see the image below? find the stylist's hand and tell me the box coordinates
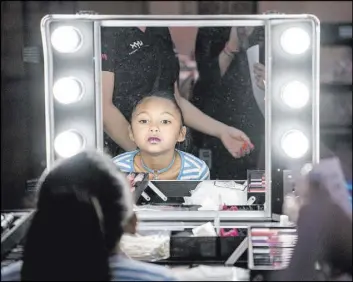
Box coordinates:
[253,63,266,90]
[219,126,254,158]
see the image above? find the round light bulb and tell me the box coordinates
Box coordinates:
[281,130,309,159]
[51,26,83,53]
[54,131,85,158]
[280,27,310,55]
[53,77,84,104]
[281,81,309,109]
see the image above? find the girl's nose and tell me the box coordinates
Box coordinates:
[149,126,160,133]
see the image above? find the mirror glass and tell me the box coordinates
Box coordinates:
[100,23,266,185]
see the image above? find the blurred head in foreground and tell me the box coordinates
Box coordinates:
[21,150,134,281]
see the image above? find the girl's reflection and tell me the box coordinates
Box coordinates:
[101,27,253,166]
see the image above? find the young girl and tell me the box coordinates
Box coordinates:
[113,91,210,180]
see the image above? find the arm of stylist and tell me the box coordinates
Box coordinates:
[174,83,253,158]
[157,28,254,158]
[101,28,137,152]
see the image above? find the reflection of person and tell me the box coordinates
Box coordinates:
[276,167,352,281]
[113,92,210,180]
[0,151,177,281]
[192,26,265,179]
[101,26,252,159]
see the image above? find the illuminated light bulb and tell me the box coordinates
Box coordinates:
[281,130,309,159]
[281,81,309,109]
[53,77,84,104]
[54,130,85,158]
[280,27,310,55]
[51,26,83,53]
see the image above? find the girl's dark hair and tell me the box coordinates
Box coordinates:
[130,91,193,151]
[130,90,185,125]
[21,151,133,281]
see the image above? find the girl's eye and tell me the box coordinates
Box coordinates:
[138,120,148,124]
[161,120,171,124]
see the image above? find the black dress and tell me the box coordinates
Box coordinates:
[101,27,180,155]
[192,27,265,180]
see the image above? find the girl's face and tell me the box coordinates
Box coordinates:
[129,97,186,155]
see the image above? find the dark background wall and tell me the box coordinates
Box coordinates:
[1,1,352,209]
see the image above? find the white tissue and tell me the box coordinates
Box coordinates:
[192,222,217,237]
[188,182,248,206]
[172,266,250,281]
[198,197,220,211]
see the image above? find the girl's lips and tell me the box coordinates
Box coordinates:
[148,137,161,143]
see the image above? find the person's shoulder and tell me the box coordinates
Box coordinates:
[149,27,173,44]
[1,261,22,281]
[178,151,210,180]
[101,27,129,36]
[150,27,171,36]
[101,27,132,48]
[110,255,177,281]
[179,150,207,167]
[112,150,138,161]
[112,150,138,172]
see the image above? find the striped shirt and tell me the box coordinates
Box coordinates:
[1,254,177,281]
[113,150,210,180]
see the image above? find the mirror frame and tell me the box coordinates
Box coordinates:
[41,15,320,222]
